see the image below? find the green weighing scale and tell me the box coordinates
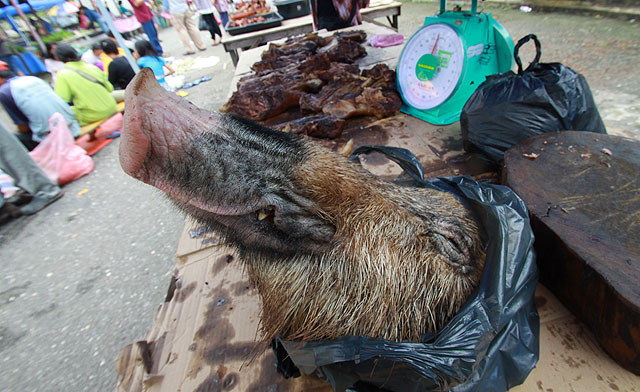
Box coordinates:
[396,0,515,125]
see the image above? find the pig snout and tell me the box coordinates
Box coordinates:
[119,68,222,184]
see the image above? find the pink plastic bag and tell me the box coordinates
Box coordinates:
[29,113,94,186]
[366,34,405,48]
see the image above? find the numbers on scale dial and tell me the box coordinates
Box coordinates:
[398,23,465,110]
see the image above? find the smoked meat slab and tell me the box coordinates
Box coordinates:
[502,130,640,375]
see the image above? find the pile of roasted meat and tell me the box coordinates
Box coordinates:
[220,31,402,139]
[228,15,266,27]
[231,0,271,17]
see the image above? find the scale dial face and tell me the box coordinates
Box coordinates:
[397,23,465,110]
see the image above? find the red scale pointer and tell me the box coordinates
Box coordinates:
[431,34,440,55]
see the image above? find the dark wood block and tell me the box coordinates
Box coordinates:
[502,131,640,375]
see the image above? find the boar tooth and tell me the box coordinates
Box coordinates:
[340,139,354,157]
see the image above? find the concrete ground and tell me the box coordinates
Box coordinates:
[0,2,638,391]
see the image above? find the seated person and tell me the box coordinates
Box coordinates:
[44,43,65,85]
[0,61,80,150]
[53,44,118,126]
[100,33,129,76]
[0,121,63,217]
[134,40,174,91]
[101,39,135,90]
[80,42,105,71]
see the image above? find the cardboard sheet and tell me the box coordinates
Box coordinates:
[117,222,640,391]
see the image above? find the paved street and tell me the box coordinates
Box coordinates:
[0,2,638,391]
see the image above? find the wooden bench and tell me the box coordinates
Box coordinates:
[75,101,126,155]
[77,101,126,139]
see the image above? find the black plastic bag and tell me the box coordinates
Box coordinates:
[198,15,209,31]
[272,146,540,392]
[460,34,607,164]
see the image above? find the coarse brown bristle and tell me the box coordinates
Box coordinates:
[243,144,486,342]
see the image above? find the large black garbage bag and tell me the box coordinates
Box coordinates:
[460,34,606,164]
[272,146,540,392]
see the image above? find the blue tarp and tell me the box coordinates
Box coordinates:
[0,0,66,19]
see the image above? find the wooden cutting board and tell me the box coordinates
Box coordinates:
[502,130,640,375]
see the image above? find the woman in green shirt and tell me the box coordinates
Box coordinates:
[53,44,118,126]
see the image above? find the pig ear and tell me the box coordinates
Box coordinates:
[269,205,336,253]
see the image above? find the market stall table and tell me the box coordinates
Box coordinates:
[116,22,640,392]
[221,0,402,66]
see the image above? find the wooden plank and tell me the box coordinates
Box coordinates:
[503,131,640,375]
[77,101,126,137]
[239,106,492,180]
[361,1,402,29]
[267,114,495,181]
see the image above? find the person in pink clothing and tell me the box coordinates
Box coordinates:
[128,0,164,56]
[214,0,229,29]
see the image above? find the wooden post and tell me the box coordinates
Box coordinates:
[8,0,46,54]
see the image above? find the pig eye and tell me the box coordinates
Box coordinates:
[257,207,275,223]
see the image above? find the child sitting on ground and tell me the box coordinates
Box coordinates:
[133,40,175,91]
